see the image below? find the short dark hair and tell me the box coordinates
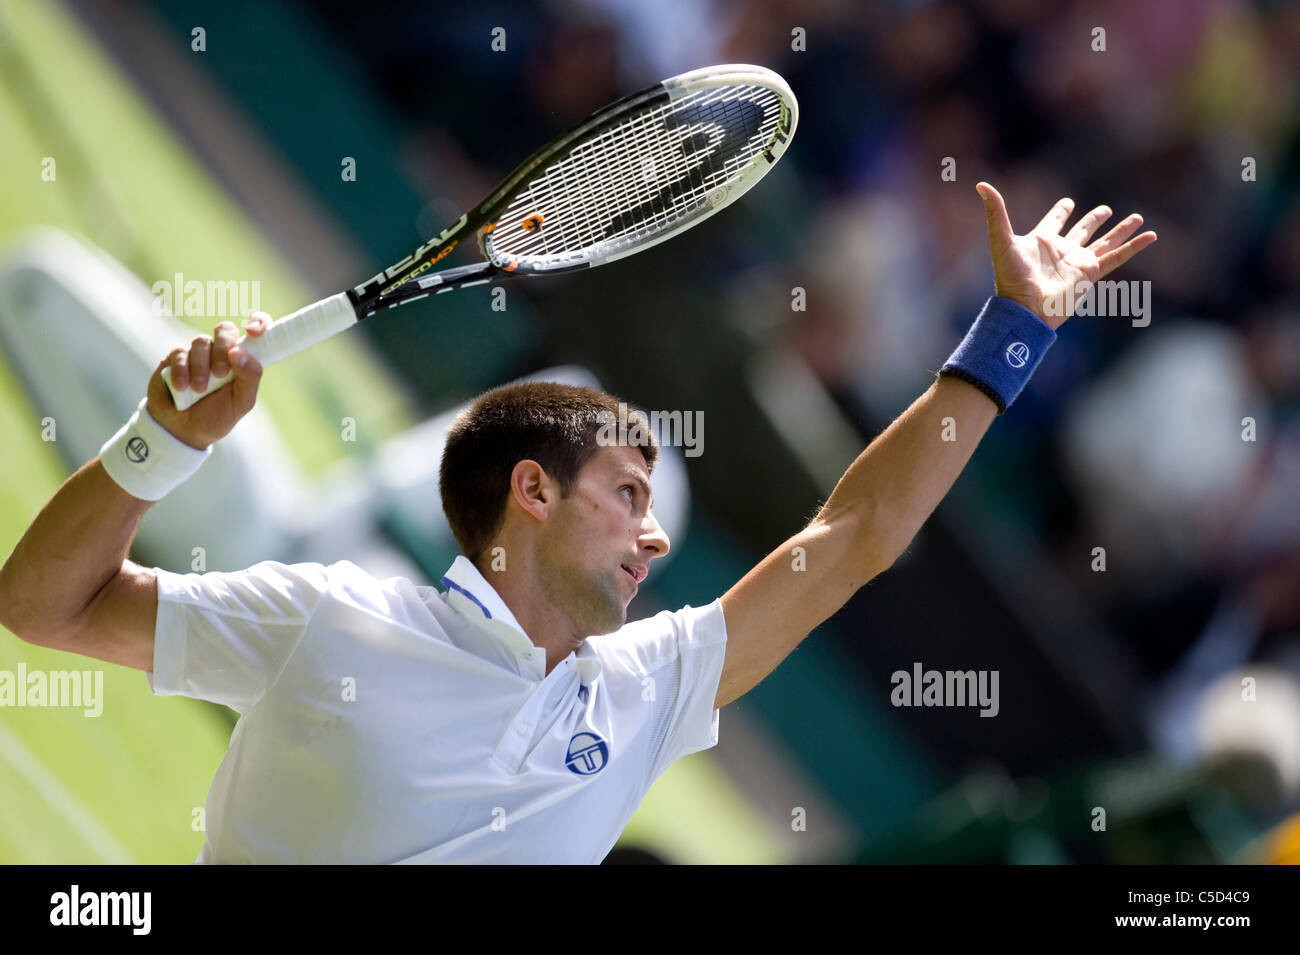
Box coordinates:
[439,381,658,562]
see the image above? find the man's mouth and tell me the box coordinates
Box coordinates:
[621,564,647,585]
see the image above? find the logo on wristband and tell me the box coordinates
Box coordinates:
[1004,341,1030,368]
[126,437,150,464]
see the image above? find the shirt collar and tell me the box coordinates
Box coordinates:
[440,555,535,652]
[439,555,602,687]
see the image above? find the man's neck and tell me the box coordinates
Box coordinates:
[472,557,584,677]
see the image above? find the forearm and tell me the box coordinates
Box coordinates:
[817,374,997,582]
[0,458,151,641]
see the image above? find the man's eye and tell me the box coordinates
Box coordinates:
[619,486,634,502]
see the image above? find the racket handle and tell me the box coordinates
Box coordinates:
[161,292,358,411]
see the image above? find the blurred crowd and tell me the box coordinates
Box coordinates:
[314,0,1300,814]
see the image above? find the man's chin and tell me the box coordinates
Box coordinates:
[590,610,627,636]
[587,599,628,636]
[572,577,631,636]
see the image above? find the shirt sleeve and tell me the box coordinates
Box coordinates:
[597,598,729,781]
[147,560,333,713]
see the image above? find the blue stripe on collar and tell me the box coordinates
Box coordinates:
[440,576,493,619]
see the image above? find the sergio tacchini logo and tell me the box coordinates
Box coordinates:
[125,436,149,463]
[565,731,608,776]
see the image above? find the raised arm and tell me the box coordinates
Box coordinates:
[0,316,267,667]
[715,182,1157,709]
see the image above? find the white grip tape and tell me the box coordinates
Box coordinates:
[99,397,212,501]
[161,292,358,411]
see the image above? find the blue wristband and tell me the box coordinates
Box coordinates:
[939,296,1056,414]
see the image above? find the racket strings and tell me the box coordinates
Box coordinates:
[488,83,786,268]
[543,92,765,253]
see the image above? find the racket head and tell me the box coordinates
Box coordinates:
[477,64,797,275]
[355,64,797,310]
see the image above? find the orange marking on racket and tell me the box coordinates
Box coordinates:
[521,212,544,232]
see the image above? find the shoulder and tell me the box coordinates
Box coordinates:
[588,598,728,676]
[311,560,450,634]
[154,559,332,608]
[153,559,411,616]
[153,558,449,637]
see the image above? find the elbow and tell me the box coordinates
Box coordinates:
[853,550,897,589]
[0,591,39,645]
[0,570,20,639]
[0,597,40,646]
[864,528,919,583]
[0,572,61,647]
[2,613,76,650]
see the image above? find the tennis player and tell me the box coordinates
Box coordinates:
[0,183,1154,863]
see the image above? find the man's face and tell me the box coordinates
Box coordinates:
[538,444,670,637]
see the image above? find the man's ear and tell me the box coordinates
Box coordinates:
[509,459,557,523]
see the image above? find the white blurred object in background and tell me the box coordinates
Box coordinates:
[1064,322,1270,583]
[1197,664,1300,805]
[0,229,692,589]
[0,228,306,572]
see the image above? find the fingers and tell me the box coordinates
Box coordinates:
[228,311,268,397]
[976,181,1014,250]
[211,322,238,379]
[167,345,190,392]
[188,333,213,392]
[1033,196,1075,236]
[1097,230,1158,277]
[244,312,269,338]
[226,341,264,412]
[226,345,263,380]
[161,311,268,398]
[211,312,269,377]
[1064,204,1113,246]
[1088,213,1144,257]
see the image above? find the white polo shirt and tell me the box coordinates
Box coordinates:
[147,554,728,863]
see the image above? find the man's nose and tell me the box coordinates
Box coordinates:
[640,509,671,561]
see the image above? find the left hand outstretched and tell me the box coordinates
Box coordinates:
[976,181,1157,330]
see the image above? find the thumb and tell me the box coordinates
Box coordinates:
[147,355,171,409]
[225,346,263,412]
[977,181,1015,251]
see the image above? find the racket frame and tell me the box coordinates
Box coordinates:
[161,64,797,409]
[355,63,797,316]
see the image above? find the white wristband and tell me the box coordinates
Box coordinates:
[98,397,212,501]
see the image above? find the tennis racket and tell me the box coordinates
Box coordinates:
[162,63,798,410]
